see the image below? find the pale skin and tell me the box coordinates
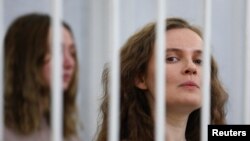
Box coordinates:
[43,26,76,91]
[41,26,76,115]
[136,28,203,141]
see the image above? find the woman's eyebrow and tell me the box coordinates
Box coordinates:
[166,48,202,54]
[166,48,182,53]
[194,50,202,55]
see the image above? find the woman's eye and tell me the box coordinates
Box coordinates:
[71,48,76,56]
[194,59,202,65]
[166,57,179,63]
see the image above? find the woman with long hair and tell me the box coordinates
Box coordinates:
[96,17,228,141]
[4,13,80,141]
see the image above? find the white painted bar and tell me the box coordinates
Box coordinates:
[244,0,250,124]
[108,0,120,141]
[0,0,4,141]
[201,0,212,141]
[155,0,166,141]
[51,0,63,141]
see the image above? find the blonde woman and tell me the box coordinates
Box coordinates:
[4,13,80,141]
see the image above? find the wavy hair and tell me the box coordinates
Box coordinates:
[4,13,78,139]
[96,18,228,141]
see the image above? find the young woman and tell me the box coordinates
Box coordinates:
[4,13,80,141]
[96,18,228,141]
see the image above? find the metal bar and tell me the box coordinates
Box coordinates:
[108,0,120,141]
[155,0,166,141]
[0,0,4,140]
[51,0,63,141]
[201,0,212,141]
[244,0,250,124]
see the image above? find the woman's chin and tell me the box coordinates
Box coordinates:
[63,83,69,91]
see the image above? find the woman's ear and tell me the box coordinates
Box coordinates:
[134,75,148,90]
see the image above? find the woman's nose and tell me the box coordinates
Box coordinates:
[182,60,197,75]
[63,52,74,69]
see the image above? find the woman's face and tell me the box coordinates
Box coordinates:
[136,28,203,113]
[42,26,76,91]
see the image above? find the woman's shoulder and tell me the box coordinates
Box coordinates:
[4,126,83,141]
[4,126,51,141]
[66,136,82,141]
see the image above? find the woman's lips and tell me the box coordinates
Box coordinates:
[179,81,199,89]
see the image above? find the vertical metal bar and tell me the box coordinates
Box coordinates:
[51,0,63,141]
[0,0,4,141]
[201,0,211,141]
[108,0,120,141]
[155,0,166,141]
[244,0,250,124]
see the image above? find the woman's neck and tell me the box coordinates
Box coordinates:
[148,94,190,141]
[165,113,189,141]
[151,107,189,141]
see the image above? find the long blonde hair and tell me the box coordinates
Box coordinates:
[4,13,79,139]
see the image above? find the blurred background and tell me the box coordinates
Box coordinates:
[3,0,248,141]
